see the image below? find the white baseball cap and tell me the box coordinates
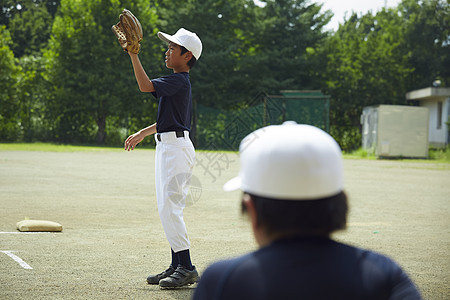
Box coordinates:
[223,121,344,200]
[158,28,202,60]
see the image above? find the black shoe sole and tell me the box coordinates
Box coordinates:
[146,267,176,285]
[159,280,198,289]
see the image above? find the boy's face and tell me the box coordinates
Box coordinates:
[165,42,191,72]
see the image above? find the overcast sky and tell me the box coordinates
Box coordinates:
[320,0,402,31]
[254,0,403,31]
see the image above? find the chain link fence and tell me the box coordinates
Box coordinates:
[193,90,330,151]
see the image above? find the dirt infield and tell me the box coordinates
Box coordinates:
[1,149,449,299]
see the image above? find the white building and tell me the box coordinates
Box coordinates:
[406,87,450,148]
[361,105,429,158]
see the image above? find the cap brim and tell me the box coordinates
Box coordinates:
[157,32,180,45]
[223,176,242,192]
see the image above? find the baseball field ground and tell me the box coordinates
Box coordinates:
[1,146,449,299]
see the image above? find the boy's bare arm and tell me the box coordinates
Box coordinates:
[124,123,157,151]
[128,53,155,92]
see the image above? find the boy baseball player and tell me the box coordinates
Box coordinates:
[124,28,202,289]
[193,122,422,299]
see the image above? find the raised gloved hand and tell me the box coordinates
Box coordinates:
[111,9,143,54]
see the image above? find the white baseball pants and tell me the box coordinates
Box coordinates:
[154,131,195,252]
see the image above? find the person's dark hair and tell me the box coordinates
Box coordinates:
[180,46,197,69]
[242,192,348,237]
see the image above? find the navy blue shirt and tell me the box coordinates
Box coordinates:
[151,72,192,133]
[193,237,422,300]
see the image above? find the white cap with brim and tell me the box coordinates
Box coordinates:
[158,28,202,60]
[223,122,344,200]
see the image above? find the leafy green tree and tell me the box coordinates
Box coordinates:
[153,0,264,146]
[8,2,52,57]
[0,25,22,141]
[2,1,58,142]
[1,1,60,32]
[153,0,331,148]
[318,0,448,151]
[399,0,450,88]
[155,0,264,108]
[157,0,330,106]
[254,0,331,93]
[44,0,160,144]
[319,9,414,151]
[1,1,22,26]
[16,54,51,142]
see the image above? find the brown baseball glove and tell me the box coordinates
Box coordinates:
[111,9,143,54]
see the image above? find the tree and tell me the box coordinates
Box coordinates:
[155,0,265,108]
[318,0,449,151]
[44,0,160,144]
[1,0,60,32]
[399,0,450,88]
[8,2,52,57]
[0,25,22,141]
[319,9,413,151]
[152,0,264,147]
[164,0,331,105]
[16,54,51,142]
[152,0,331,148]
[254,0,331,93]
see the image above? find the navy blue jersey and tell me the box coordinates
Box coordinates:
[193,237,422,300]
[151,72,192,133]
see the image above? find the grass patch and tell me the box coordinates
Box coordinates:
[343,148,377,160]
[344,147,450,163]
[2,143,449,163]
[429,147,450,162]
[0,143,127,152]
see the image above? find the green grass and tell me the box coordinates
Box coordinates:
[2,143,449,163]
[0,142,125,152]
[429,147,450,162]
[344,147,450,163]
[343,148,377,160]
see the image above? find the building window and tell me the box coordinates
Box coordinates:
[437,101,442,129]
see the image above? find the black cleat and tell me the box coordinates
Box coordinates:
[147,265,176,284]
[159,265,199,289]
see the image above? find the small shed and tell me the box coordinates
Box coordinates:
[406,87,450,148]
[361,105,429,158]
